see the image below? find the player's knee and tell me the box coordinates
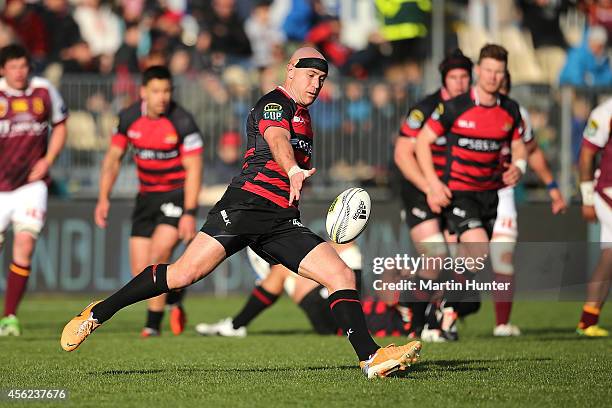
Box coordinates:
[329,266,355,291]
[490,235,516,275]
[168,261,201,289]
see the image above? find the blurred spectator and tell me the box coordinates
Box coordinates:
[114,22,141,73]
[374,0,431,63]
[305,17,351,69]
[117,0,152,59]
[245,0,285,69]
[61,40,97,73]
[338,0,378,51]
[1,0,48,65]
[168,47,192,77]
[200,130,243,205]
[282,0,316,42]
[150,6,184,53]
[74,0,122,57]
[39,0,83,68]
[0,22,16,49]
[581,0,612,41]
[559,26,612,86]
[199,0,252,64]
[518,0,571,84]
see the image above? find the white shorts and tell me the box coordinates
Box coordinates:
[0,181,48,239]
[493,186,517,239]
[594,190,612,249]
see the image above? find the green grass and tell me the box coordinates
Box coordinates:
[0,295,611,407]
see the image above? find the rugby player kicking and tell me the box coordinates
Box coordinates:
[61,48,421,379]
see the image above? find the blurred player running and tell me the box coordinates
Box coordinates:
[490,71,567,337]
[416,44,527,341]
[394,49,472,340]
[94,66,203,337]
[61,48,421,379]
[576,97,612,337]
[0,45,68,336]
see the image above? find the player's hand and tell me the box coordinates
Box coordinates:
[178,214,196,244]
[549,188,567,215]
[502,162,522,186]
[581,205,597,222]
[27,157,51,182]
[94,199,110,228]
[288,167,316,205]
[426,180,452,214]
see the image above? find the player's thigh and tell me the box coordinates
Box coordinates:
[150,223,179,263]
[298,242,355,291]
[0,190,13,247]
[594,191,612,250]
[493,186,518,240]
[11,181,47,239]
[129,237,152,276]
[167,232,229,289]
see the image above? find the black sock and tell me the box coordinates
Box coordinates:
[92,264,170,323]
[166,289,186,306]
[328,289,379,361]
[232,285,279,329]
[145,310,164,331]
[298,285,338,334]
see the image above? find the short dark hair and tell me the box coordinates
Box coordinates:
[501,70,511,93]
[478,44,508,65]
[142,65,172,86]
[0,44,31,68]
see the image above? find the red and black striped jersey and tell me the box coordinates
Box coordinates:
[0,77,68,191]
[426,88,522,192]
[398,88,449,178]
[111,101,204,193]
[229,87,313,209]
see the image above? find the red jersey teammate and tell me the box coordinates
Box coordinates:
[94,66,203,337]
[62,48,421,379]
[0,45,68,336]
[576,97,612,337]
[394,49,473,340]
[415,44,527,339]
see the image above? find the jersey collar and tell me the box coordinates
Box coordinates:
[471,86,500,107]
[276,86,307,108]
[0,77,34,96]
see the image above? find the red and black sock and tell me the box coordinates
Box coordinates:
[328,289,379,361]
[493,273,514,326]
[232,285,279,329]
[578,305,600,330]
[4,262,31,316]
[91,264,170,323]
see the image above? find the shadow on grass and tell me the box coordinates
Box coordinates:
[92,365,357,376]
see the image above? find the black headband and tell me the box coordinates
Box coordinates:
[295,58,328,74]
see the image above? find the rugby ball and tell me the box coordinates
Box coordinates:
[326,188,371,244]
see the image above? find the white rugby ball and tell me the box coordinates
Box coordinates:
[326,188,371,244]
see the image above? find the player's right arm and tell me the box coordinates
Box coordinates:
[95,145,126,228]
[416,124,451,214]
[263,127,315,205]
[394,137,430,193]
[580,104,610,222]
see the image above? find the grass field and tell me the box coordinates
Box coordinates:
[1,295,611,407]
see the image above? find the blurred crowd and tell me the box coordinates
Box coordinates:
[1,0,611,197]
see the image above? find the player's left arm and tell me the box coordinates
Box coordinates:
[526,140,567,214]
[28,85,69,182]
[178,112,204,243]
[179,153,203,243]
[503,106,528,187]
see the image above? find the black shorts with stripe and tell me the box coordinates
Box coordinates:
[200,187,325,273]
[443,190,498,238]
[400,181,441,229]
[131,189,184,237]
